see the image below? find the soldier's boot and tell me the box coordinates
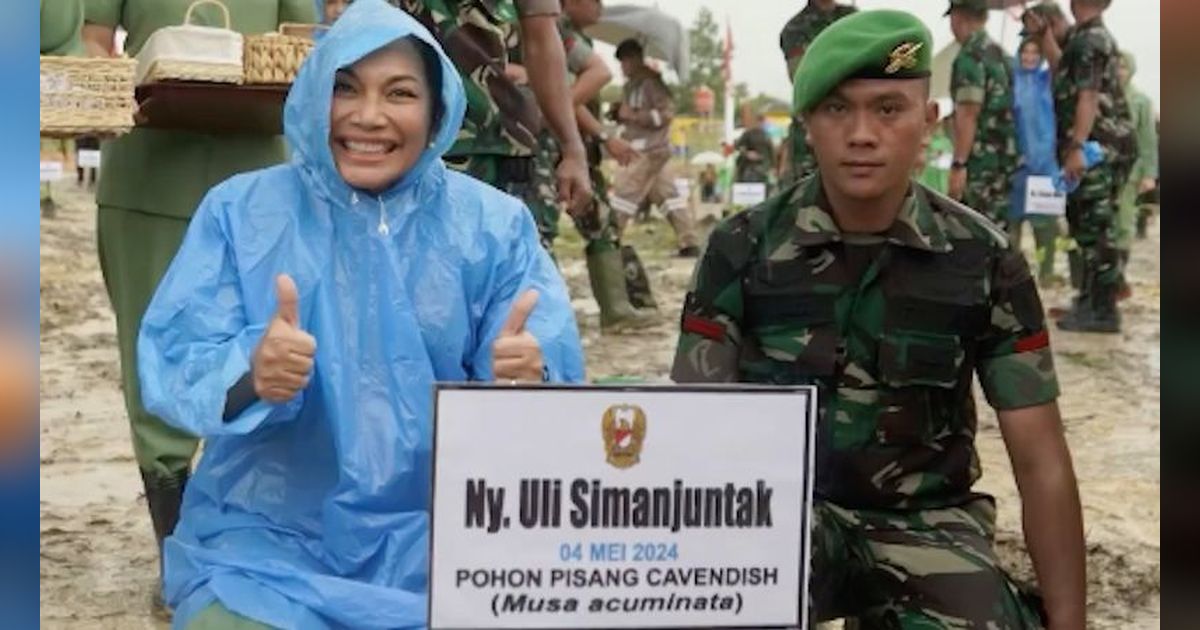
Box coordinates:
[586,248,659,333]
[1050,249,1087,319]
[620,244,659,310]
[1136,205,1152,239]
[1116,249,1132,301]
[141,468,189,616]
[1067,248,1083,291]
[1058,271,1120,334]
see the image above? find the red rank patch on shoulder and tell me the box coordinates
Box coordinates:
[682,314,726,342]
[1014,330,1050,353]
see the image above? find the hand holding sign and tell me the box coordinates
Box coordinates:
[252,274,316,403]
[492,289,544,383]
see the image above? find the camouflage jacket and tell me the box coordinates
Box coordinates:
[779,2,856,185]
[396,0,559,158]
[951,30,1020,185]
[735,126,776,183]
[778,1,858,72]
[1053,16,1137,167]
[671,175,1060,510]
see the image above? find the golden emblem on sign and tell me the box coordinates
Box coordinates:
[601,404,647,469]
[885,42,923,74]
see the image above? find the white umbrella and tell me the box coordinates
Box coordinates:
[584,5,689,82]
[690,151,726,166]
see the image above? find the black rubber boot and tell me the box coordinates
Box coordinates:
[141,468,189,615]
[1058,275,1120,334]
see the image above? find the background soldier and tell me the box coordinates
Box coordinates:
[946,0,1020,233]
[609,39,700,258]
[1114,50,1158,296]
[672,11,1086,628]
[777,0,857,186]
[1028,0,1136,333]
[734,105,776,191]
[395,0,591,231]
[510,0,659,330]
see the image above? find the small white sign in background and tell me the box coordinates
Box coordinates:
[1025,176,1067,216]
[40,161,64,182]
[429,385,816,630]
[731,182,767,207]
[77,149,102,169]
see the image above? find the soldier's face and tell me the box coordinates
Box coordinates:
[805,79,936,203]
[329,41,434,195]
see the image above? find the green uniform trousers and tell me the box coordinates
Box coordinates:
[811,499,1044,628]
[186,603,273,630]
[97,205,199,479]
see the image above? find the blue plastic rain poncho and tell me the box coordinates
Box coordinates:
[137,1,585,627]
[1009,56,1059,220]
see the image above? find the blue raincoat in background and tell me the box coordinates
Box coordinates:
[1009,57,1059,221]
[137,1,585,627]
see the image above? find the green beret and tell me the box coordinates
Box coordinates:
[792,10,933,114]
[944,0,989,16]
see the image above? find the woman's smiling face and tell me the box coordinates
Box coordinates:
[329,40,433,194]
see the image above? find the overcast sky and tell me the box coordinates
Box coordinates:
[594,0,1159,108]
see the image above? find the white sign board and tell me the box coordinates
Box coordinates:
[731,182,767,207]
[673,177,690,201]
[430,385,816,630]
[1025,176,1067,216]
[77,149,102,169]
[40,161,63,182]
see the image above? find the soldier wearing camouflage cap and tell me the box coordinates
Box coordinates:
[672,10,1086,628]
[778,0,857,187]
[1028,0,1136,333]
[946,0,1021,233]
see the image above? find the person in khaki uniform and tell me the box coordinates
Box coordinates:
[609,38,700,257]
[80,0,316,615]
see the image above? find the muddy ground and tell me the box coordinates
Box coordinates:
[40,181,1159,628]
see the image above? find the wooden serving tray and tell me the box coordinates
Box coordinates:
[134,81,292,135]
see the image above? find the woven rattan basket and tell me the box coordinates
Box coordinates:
[40,56,137,137]
[244,24,320,85]
[136,0,244,85]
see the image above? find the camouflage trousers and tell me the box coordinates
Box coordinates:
[811,499,1044,629]
[528,130,623,254]
[1065,163,1127,291]
[965,170,1013,232]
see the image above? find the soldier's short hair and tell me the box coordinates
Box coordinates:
[615,39,644,61]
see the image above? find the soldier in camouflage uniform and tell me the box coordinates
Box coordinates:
[734,106,776,189]
[778,0,857,186]
[673,11,1087,628]
[1029,0,1136,333]
[393,0,590,249]
[510,0,659,329]
[946,0,1021,232]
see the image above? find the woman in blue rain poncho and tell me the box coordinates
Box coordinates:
[137,1,585,627]
[1009,37,1062,284]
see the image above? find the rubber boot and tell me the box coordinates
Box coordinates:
[620,245,658,310]
[1067,248,1083,291]
[1058,271,1120,333]
[141,468,189,616]
[586,248,658,332]
[1116,249,1132,301]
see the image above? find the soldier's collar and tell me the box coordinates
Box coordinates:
[885,185,952,252]
[790,177,951,252]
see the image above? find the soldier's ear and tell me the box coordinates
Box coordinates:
[925,99,940,132]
